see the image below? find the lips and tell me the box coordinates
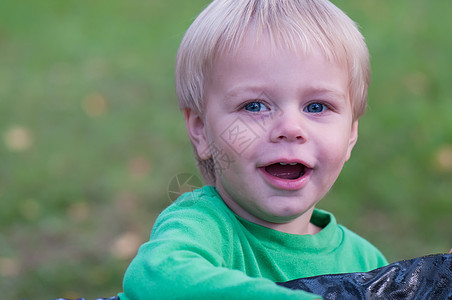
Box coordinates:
[265,162,306,180]
[259,160,312,191]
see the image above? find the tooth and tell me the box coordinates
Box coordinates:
[279,163,288,165]
[289,163,298,165]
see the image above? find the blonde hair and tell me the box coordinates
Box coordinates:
[175,0,370,184]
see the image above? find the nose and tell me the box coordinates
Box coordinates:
[269,110,307,143]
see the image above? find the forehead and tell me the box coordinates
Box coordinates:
[206,32,350,104]
[211,29,349,81]
[210,28,350,88]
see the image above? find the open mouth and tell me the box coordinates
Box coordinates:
[264,162,307,180]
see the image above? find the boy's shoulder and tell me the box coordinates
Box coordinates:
[151,185,237,238]
[311,209,381,251]
[166,185,227,217]
[335,221,388,269]
[172,185,219,207]
[337,222,380,251]
[311,209,387,269]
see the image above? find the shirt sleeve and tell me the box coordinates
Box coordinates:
[119,200,322,300]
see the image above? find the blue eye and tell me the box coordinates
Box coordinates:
[244,101,269,112]
[305,103,326,113]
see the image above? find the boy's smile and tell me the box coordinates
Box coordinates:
[186,33,358,235]
[259,161,312,191]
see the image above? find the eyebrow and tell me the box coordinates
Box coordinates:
[303,87,348,101]
[222,85,348,103]
[222,86,270,103]
[224,86,267,98]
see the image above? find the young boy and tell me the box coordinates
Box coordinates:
[119,0,388,299]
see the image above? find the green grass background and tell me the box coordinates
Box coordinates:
[0,0,451,299]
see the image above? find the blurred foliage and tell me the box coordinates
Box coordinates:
[0,0,451,299]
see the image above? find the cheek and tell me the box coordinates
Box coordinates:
[211,118,262,158]
[319,133,352,170]
[315,138,350,193]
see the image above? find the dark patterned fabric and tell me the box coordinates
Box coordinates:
[277,254,452,299]
[54,255,452,300]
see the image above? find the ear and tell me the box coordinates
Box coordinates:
[345,120,359,162]
[184,108,211,160]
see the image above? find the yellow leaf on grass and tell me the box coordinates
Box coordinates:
[3,126,33,152]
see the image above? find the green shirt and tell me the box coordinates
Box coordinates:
[119,186,387,299]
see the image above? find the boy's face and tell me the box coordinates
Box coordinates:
[186,34,358,235]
